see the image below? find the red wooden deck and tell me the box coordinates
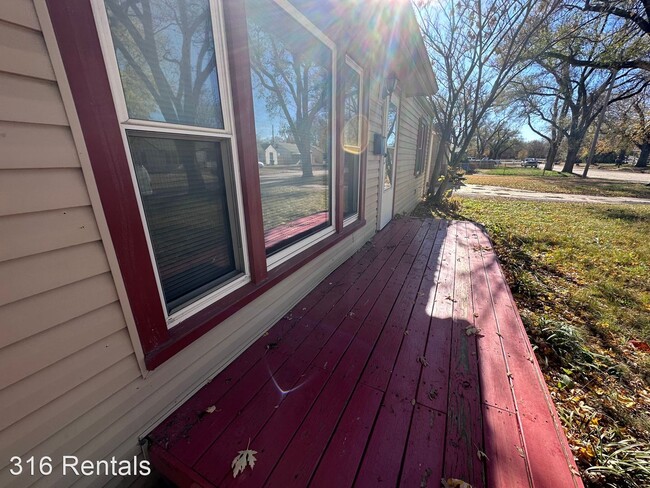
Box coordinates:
[148,218,582,488]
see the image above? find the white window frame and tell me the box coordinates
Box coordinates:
[91,0,251,329]
[258,0,338,270]
[343,55,363,227]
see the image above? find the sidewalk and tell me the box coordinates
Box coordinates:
[456,184,650,205]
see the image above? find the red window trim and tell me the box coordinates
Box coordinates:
[46,0,368,370]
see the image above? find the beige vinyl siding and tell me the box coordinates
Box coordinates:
[0,3,379,487]
[393,96,427,216]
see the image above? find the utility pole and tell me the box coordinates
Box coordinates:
[583,69,618,178]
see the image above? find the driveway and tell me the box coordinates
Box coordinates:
[456,184,650,205]
[552,164,650,184]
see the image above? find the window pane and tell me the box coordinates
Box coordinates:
[246,0,332,254]
[384,101,398,190]
[105,0,224,128]
[343,63,361,218]
[127,134,238,312]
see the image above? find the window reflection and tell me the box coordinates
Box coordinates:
[246,0,332,255]
[343,63,361,218]
[384,101,398,190]
[105,0,224,128]
[128,135,237,312]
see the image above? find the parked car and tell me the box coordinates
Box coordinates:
[521,158,540,168]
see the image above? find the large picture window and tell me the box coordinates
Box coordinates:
[245,0,335,258]
[99,0,248,320]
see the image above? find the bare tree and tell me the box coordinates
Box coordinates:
[247,24,330,178]
[417,0,563,198]
[547,0,650,71]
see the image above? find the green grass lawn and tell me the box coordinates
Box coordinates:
[260,171,329,231]
[465,171,650,199]
[414,197,650,487]
[479,167,566,177]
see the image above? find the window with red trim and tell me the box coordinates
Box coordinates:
[48,0,368,368]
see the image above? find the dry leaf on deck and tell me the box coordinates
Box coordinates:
[477,449,489,461]
[441,478,472,488]
[232,443,258,478]
[205,405,216,414]
[465,326,482,336]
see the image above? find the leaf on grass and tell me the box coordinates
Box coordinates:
[441,478,472,488]
[417,356,429,367]
[465,326,482,337]
[232,447,258,478]
[477,449,489,462]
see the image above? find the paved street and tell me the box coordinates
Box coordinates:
[551,164,650,184]
[456,183,650,205]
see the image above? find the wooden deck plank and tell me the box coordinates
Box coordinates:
[353,222,444,487]
[467,225,516,413]
[442,221,485,488]
[358,220,443,391]
[263,221,434,487]
[482,404,530,488]
[398,404,446,488]
[196,366,329,485]
[155,220,409,464]
[192,356,314,480]
[147,218,582,488]
[416,222,456,412]
[470,222,581,488]
[288,219,426,367]
[303,384,383,488]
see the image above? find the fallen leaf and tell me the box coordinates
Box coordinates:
[441,478,472,488]
[516,446,525,458]
[417,356,429,367]
[629,340,650,352]
[411,398,416,406]
[205,405,217,414]
[445,295,457,303]
[477,449,489,462]
[428,388,438,400]
[232,440,258,478]
[465,326,482,336]
[420,467,432,487]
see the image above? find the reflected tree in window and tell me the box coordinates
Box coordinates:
[105,0,225,191]
[246,0,331,178]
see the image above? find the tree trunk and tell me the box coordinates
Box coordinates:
[635,143,649,167]
[545,142,558,171]
[297,139,313,177]
[562,137,581,173]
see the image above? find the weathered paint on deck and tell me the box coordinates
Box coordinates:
[148,218,582,488]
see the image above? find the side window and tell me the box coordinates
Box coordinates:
[415,117,429,176]
[98,0,248,320]
[342,58,364,223]
[245,0,335,262]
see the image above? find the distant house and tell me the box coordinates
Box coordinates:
[265,142,325,166]
[0,0,442,486]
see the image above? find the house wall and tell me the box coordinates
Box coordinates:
[393,96,430,216]
[0,2,390,487]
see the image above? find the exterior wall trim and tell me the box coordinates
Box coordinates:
[34,0,148,375]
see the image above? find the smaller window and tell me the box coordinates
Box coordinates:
[342,58,364,222]
[415,117,429,176]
